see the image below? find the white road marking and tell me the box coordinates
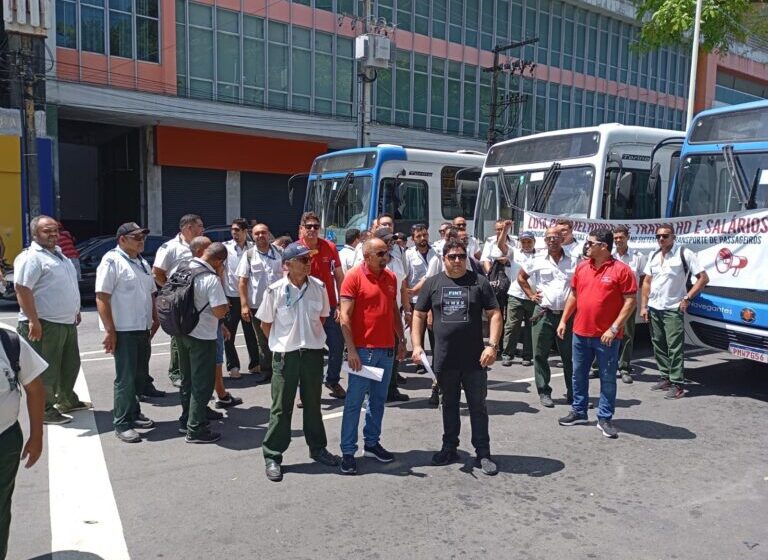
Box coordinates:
[78,332,247,356]
[48,371,130,560]
[320,373,562,421]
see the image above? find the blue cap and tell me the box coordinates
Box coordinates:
[282,242,311,262]
[519,230,536,240]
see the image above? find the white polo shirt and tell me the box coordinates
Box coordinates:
[95,248,156,332]
[386,250,407,307]
[613,248,647,284]
[14,242,81,324]
[643,244,703,311]
[339,244,357,273]
[154,234,192,276]
[256,276,330,353]
[188,259,228,340]
[526,251,577,311]
[0,326,48,434]
[405,245,439,304]
[432,238,446,256]
[235,245,283,309]
[223,239,252,297]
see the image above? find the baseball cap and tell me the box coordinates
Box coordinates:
[519,230,536,240]
[373,228,394,242]
[116,222,150,238]
[282,242,311,262]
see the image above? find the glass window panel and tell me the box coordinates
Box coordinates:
[189,27,213,79]
[376,68,392,108]
[431,76,445,115]
[337,36,353,58]
[316,0,332,10]
[431,115,444,131]
[432,57,445,75]
[175,0,184,23]
[136,0,157,17]
[395,110,410,126]
[395,69,410,110]
[81,6,105,53]
[292,26,311,49]
[377,108,392,124]
[413,113,427,129]
[336,57,353,102]
[137,16,159,61]
[316,99,333,115]
[111,0,131,11]
[268,21,288,43]
[463,81,476,121]
[448,61,461,79]
[338,0,355,13]
[292,48,311,95]
[217,9,238,33]
[189,3,212,27]
[217,83,239,103]
[414,53,428,73]
[314,52,333,98]
[268,43,288,91]
[216,32,239,83]
[336,102,352,117]
[109,11,133,58]
[447,118,460,133]
[414,73,428,113]
[243,38,265,86]
[292,95,310,112]
[243,15,264,38]
[176,24,186,75]
[447,81,460,118]
[268,91,288,109]
[315,31,332,53]
[450,0,463,24]
[189,78,213,100]
[243,87,264,106]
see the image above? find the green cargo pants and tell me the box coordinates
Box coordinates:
[176,334,217,437]
[0,422,22,560]
[168,336,181,384]
[113,330,151,431]
[262,349,327,463]
[531,307,573,399]
[618,315,637,372]
[17,320,81,414]
[502,296,535,360]
[649,308,685,384]
[250,316,273,372]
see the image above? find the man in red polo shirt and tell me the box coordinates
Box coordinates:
[299,212,346,399]
[556,228,637,439]
[338,237,406,475]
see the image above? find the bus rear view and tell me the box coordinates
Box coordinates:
[668,100,768,362]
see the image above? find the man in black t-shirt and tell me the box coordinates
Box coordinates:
[412,239,503,476]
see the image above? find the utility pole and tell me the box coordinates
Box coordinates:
[685,0,704,130]
[484,38,539,149]
[359,0,373,147]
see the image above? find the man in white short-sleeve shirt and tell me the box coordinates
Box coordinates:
[95,222,160,444]
[0,326,46,557]
[14,215,85,425]
[641,224,708,399]
[256,242,337,481]
[177,242,229,444]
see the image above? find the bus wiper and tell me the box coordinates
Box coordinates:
[496,169,514,209]
[722,145,750,207]
[532,162,561,212]
[747,167,762,210]
[329,172,354,223]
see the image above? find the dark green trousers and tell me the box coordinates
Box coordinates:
[618,315,637,372]
[649,308,685,384]
[17,320,81,413]
[262,349,327,463]
[0,422,22,560]
[113,330,151,431]
[176,335,216,437]
[502,296,535,360]
[168,336,181,383]
[250,316,273,372]
[531,307,573,398]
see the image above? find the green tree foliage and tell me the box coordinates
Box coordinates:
[633,0,768,54]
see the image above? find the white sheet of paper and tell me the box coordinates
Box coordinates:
[420,353,437,380]
[342,361,384,382]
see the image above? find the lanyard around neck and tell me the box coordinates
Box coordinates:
[116,248,149,275]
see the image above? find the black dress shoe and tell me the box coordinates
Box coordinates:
[205,407,224,420]
[386,390,410,402]
[265,459,283,481]
[142,386,166,398]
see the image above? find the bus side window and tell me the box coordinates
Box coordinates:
[602,169,653,219]
[441,166,479,219]
[379,178,428,234]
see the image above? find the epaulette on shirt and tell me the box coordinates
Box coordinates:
[309,276,325,289]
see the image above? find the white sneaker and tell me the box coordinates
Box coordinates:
[228,367,241,379]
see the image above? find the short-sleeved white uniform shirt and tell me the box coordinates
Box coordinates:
[235,245,283,309]
[0,326,48,433]
[153,234,192,276]
[643,244,703,310]
[526,252,577,311]
[188,259,228,340]
[95,247,156,332]
[223,240,252,297]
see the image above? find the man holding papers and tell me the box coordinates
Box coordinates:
[256,242,340,482]
[338,238,406,475]
[411,238,503,476]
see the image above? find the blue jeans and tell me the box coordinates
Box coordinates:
[572,334,620,420]
[323,306,344,385]
[339,347,394,455]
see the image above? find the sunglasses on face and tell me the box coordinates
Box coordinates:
[445,253,467,261]
[303,223,321,230]
[455,224,467,229]
[291,256,311,264]
[584,240,605,247]
[544,236,561,242]
[656,233,671,239]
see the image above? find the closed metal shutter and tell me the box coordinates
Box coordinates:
[161,166,227,236]
[241,172,305,238]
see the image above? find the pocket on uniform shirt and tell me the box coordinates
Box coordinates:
[309,300,323,312]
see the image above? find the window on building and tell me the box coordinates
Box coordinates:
[432,0,447,40]
[449,0,463,43]
[243,15,265,107]
[375,67,392,124]
[396,0,412,32]
[217,8,240,103]
[430,57,446,132]
[335,36,354,117]
[111,0,134,58]
[481,0,494,50]
[463,65,478,136]
[188,3,214,100]
[415,1,429,35]
[57,0,78,48]
[465,0,479,48]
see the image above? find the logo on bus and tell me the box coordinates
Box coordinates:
[740,308,757,324]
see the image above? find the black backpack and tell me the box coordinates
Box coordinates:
[0,329,20,375]
[156,264,215,336]
[487,260,511,299]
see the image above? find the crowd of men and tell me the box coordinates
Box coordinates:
[0,208,710,544]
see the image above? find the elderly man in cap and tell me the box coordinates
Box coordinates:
[95,223,160,443]
[257,242,339,481]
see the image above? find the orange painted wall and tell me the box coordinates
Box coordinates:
[154,126,327,174]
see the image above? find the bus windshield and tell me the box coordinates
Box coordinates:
[673,151,768,216]
[475,165,594,239]
[306,175,373,244]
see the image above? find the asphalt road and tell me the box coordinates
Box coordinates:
[2,301,767,560]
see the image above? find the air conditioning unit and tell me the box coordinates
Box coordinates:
[355,34,394,69]
[2,0,50,35]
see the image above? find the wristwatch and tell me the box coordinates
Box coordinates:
[682,295,691,301]
[486,342,499,351]
[609,325,619,335]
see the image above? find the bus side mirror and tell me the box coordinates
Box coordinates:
[287,173,310,207]
[648,162,661,197]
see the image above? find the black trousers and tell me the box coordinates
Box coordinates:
[224,296,259,371]
[0,422,22,560]
[436,368,490,457]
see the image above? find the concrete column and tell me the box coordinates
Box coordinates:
[145,127,162,234]
[225,170,241,222]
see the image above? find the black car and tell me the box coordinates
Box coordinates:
[77,235,169,298]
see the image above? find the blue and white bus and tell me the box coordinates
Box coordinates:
[667,100,768,362]
[300,145,485,245]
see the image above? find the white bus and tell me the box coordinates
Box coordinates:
[299,145,485,245]
[473,124,683,241]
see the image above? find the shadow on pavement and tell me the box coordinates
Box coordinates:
[487,380,532,393]
[612,418,696,439]
[486,399,539,416]
[29,553,106,560]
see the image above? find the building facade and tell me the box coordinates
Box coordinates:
[4,0,767,250]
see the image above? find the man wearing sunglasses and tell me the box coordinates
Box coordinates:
[412,239,502,476]
[556,229,637,438]
[298,212,346,400]
[256,243,339,481]
[452,217,481,260]
[433,221,453,256]
[641,224,708,400]
[95,222,160,443]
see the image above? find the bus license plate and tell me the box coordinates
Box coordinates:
[728,344,768,363]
